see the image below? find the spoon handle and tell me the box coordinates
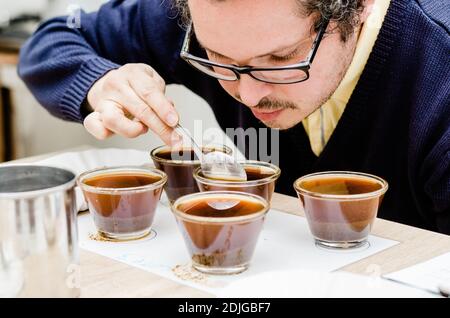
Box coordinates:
[174,124,203,161]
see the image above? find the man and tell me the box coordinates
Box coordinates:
[18,0,449,233]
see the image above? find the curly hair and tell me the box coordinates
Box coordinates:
[172,0,365,42]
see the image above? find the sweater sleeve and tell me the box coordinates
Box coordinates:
[18,0,183,123]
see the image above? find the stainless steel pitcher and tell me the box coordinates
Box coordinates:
[0,165,79,297]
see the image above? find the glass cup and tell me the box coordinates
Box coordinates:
[171,191,269,274]
[293,171,388,249]
[78,166,167,240]
[150,144,232,204]
[193,160,281,202]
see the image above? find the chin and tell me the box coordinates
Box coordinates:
[260,119,301,130]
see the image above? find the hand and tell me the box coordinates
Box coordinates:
[84,63,181,145]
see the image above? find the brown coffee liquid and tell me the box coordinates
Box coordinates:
[153,149,224,203]
[297,176,384,243]
[177,197,264,218]
[245,167,274,181]
[155,149,198,161]
[199,166,274,182]
[299,176,382,195]
[197,166,277,202]
[84,173,161,188]
[176,196,265,268]
[82,172,163,235]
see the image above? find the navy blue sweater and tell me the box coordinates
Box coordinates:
[18,0,450,234]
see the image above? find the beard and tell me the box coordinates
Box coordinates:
[238,56,353,130]
[235,95,297,112]
[235,95,298,129]
[230,32,358,130]
[250,97,297,112]
[237,93,333,130]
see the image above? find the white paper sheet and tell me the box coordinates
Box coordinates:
[217,269,436,298]
[36,148,400,296]
[36,148,152,175]
[384,252,450,295]
[78,200,398,295]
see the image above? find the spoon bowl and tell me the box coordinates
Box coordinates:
[174,124,247,181]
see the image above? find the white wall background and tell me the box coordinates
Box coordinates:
[0,0,234,159]
[1,66,228,158]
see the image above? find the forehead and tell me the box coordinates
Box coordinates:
[188,0,312,61]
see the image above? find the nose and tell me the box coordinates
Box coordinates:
[237,75,273,107]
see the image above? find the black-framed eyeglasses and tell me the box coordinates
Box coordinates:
[180,19,329,84]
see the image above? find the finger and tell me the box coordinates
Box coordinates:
[139,107,181,146]
[138,64,167,93]
[98,101,148,138]
[83,111,114,140]
[128,72,179,127]
[111,85,182,145]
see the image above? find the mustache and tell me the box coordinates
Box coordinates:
[236,96,297,111]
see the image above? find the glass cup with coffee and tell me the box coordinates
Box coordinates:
[193,160,281,202]
[293,171,388,249]
[171,191,269,274]
[150,145,231,204]
[78,166,167,240]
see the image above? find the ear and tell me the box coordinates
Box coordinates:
[359,0,376,24]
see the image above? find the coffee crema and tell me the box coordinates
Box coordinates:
[151,146,231,203]
[154,149,199,161]
[154,148,223,161]
[194,161,281,202]
[84,173,162,189]
[178,197,265,218]
[298,176,383,196]
[198,166,274,182]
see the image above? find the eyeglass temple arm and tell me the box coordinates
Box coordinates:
[307,19,330,63]
[181,23,193,55]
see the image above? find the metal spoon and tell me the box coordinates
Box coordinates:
[174,124,246,210]
[174,124,247,182]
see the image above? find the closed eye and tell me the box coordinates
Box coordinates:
[207,50,231,63]
[270,47,301,62]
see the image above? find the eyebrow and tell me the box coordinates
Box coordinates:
[196,37,305,60]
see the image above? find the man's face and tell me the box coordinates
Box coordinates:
[188,0,360,129]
